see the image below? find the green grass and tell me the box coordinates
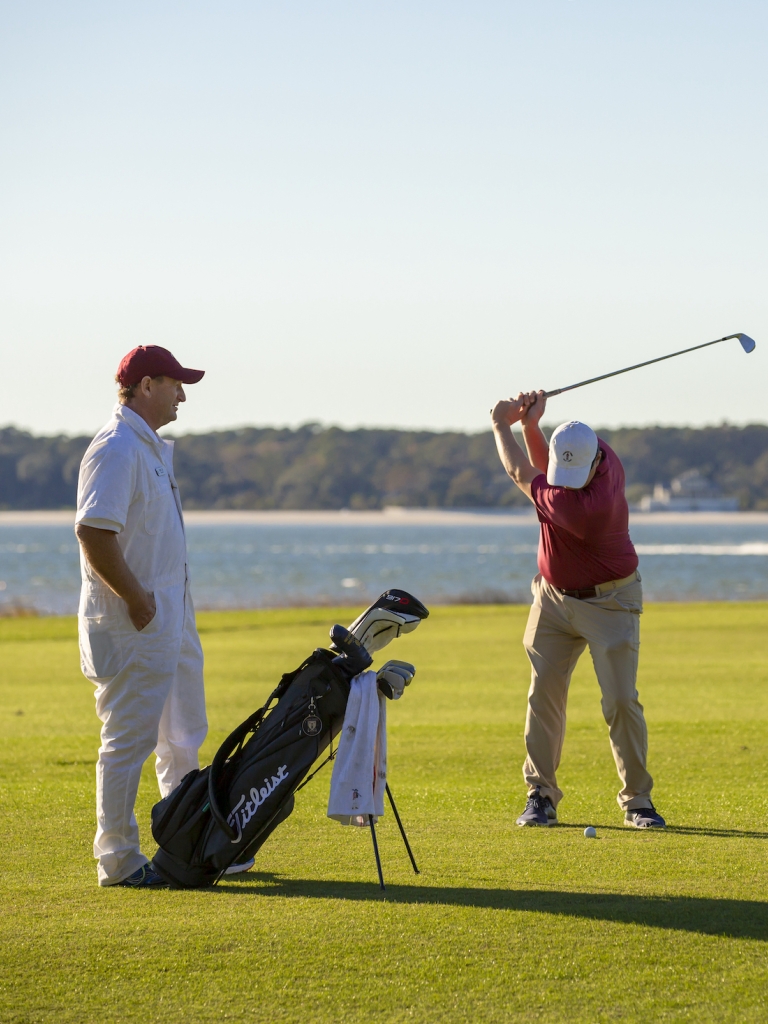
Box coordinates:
[2,603,768,1023]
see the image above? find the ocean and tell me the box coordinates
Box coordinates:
[1,509,767,615]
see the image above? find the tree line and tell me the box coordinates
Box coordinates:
[1,422,767,511]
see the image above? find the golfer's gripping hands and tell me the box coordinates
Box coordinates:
[490,391,549,497]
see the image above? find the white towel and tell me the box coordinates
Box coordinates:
[327,670,387,826]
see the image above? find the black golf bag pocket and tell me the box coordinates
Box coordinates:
[151,649,350,888]
[151,766,210,847]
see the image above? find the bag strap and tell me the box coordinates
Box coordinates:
[208,707,269,838]
[206,652,324,839]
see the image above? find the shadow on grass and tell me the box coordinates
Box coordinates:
[666,826,768,839]
[216,873,768,939]
[556,822,768,839]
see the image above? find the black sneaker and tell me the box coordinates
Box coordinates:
[516,789,558,827]
[624,803,666,829]
[114,862,169,888]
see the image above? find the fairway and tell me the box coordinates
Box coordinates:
[2,603,768,1023]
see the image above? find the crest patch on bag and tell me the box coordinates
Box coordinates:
[301,714,322,737]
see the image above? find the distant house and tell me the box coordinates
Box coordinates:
[639,469,739,512]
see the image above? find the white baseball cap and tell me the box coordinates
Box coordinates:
[547,421,599,488]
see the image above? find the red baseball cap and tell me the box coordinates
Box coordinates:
[116,346,205,387]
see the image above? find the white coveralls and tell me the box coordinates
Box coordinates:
[76,404,208,886]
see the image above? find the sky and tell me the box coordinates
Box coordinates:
[1,0,767,437]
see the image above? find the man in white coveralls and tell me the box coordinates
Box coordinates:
[76,346,251,887]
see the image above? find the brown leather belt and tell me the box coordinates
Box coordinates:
[556,571,639,601]
[557,585,599,599]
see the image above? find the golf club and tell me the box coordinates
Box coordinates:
[543,332,756,399]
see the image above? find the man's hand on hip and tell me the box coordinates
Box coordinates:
[127,591,156,632]
[75,524,158,632]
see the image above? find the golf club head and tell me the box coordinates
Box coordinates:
[329,624,373,678]
[376,660,416,700]
[736,333,756,353]
[348,589,430,654]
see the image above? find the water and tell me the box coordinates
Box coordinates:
[1,511,767,615]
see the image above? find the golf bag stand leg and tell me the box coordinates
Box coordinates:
[369,815,386,890]
[385,783,419,874]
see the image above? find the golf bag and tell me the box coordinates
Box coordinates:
[151,590,428,888]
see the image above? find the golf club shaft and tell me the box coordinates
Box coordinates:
[543,334,744,399]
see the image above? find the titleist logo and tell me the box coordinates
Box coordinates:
[227,764,289,844]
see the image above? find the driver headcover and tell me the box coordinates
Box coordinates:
[348,590,429,654]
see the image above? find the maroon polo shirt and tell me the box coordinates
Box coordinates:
[529,439,638,591]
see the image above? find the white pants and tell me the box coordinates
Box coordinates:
[79,580,208,885]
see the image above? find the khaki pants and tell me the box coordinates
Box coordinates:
[522,573,653,811]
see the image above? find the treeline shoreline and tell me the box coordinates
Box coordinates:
[2,422,768,511]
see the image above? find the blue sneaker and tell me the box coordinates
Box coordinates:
[516,788,558,827]
[114,862,169,888]
[625,803,666,829]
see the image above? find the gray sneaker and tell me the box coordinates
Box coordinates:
[516,789,558,827]
[624,803,666,829]
[225,856,255,875]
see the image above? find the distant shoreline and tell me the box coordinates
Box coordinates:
[2,508,768,526]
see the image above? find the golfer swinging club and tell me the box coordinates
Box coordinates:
[75,346,253,886]
[491,391,665,829]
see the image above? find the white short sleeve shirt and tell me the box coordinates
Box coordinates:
[76,404,188,590]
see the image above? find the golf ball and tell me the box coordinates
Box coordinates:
[584,826,597,838]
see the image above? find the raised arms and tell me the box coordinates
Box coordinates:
[490,392,546,501]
